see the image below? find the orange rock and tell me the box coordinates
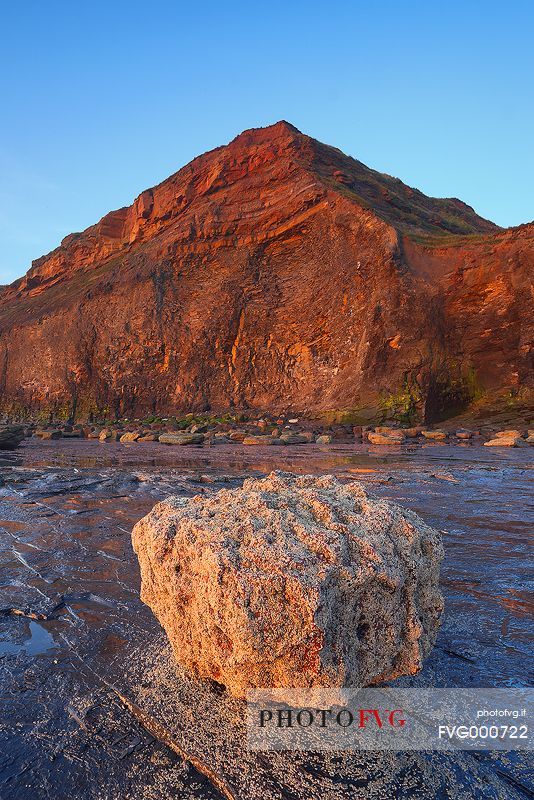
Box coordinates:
[368,431,405,444]
[0,121,531,421]
[132,472,444,698]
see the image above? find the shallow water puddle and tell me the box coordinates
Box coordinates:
[0,619,57,657]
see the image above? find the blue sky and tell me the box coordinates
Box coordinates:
[1,1,533,284]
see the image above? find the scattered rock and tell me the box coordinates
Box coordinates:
[278,433,310,445]
[421,430,447,440]
[455,430,473,439]
[494,430,522,439]
[228,431,248,442]
[39,430,62,440]
[138,433,160,442]
[0,425,25,450]
[132,472,444,698]
[242,436,275,446]
[367,431,405,445]
[120,431,141,443]
[159,433,205,446]
[315,434,333,444]
[484,436,527,447]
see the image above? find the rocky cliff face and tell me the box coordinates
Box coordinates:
[0,121,532,421]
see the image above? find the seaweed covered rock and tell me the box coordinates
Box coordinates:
[132,471,444,698]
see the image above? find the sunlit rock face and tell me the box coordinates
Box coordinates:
[0,121,531,421]
[132,471,444,698]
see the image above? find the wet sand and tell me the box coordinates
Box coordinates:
[0,438,533,799]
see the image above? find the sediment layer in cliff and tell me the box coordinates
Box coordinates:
[0,121,532,422]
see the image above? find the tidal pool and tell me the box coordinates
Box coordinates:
[0,438,532,799]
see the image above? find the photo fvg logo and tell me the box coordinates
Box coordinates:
[258,707,406,729]
[247,689,533,751]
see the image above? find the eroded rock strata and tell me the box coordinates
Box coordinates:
[132,471,444,698]
[1,121,532,421]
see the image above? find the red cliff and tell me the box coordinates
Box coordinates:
[0,121,532,422]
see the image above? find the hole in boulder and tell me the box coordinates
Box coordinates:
[357,621,370,640]
[208,678,227,695]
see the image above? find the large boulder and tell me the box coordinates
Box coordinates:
[0,425,25,450]
[132,471,444,698]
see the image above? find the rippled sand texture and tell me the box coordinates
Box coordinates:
[0,438,532,799]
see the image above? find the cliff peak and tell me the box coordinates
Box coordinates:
[228,119,303,148]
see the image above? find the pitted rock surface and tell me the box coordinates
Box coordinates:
[132,471,444,698]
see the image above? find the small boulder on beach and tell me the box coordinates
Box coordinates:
[367,431,405,445]
[455,429,473,439]
[37,430,62,440]
[206,435,232,445]
[0,425,25,450]
[99,428,118,441]
[120,431,141,443]
[484,435,527,447]
[228,431,248,441]
[159,433,205,445]
[278,433,310,444]
[421,430,447,440]
[132,471,444,698]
